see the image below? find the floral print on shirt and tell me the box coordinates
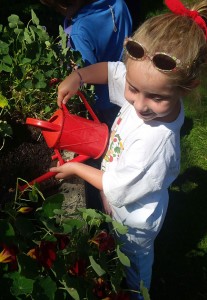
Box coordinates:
[102,117,124,166]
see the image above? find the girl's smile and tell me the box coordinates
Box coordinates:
[124,59,184,122]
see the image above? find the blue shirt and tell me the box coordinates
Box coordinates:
[64,0,132,112]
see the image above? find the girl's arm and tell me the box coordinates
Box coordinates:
[57,62,108,107]
[50,162,103,190]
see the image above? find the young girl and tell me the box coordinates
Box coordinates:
[50,0,207,298]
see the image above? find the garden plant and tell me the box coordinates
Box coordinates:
[0,10,94,146]
[0,181,144,299]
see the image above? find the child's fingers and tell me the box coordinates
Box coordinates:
[50,167,59,173]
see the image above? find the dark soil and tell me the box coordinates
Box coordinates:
[0,121,58,203]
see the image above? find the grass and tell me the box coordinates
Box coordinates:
[150,87,207,299]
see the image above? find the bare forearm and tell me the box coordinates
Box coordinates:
[72,163,103,190]
[57,62,108,106]
[75,62,108,85]
[50,162,103,190]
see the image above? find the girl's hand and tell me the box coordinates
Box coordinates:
[50,162,103,190]
[50,162,75,180]
[57,71,82,107]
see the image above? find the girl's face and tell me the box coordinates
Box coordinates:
[125,59,185,122]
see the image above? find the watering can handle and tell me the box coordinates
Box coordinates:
[68,90,100,123]
[26,118,61,131]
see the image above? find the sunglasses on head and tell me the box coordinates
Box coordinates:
[124,38,182,72]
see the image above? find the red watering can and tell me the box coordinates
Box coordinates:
[19,91,109,191]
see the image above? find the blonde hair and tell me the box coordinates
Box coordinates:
[126,0,207,90]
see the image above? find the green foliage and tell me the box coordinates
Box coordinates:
[0,10,94,139]
[0,181,147,299]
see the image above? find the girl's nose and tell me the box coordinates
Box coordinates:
[133,94,148,112]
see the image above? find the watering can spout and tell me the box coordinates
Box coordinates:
[26,118,61,132]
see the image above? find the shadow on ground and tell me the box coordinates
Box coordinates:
[151,166,207,300]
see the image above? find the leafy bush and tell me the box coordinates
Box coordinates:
[0,10,94,140]
[0,182,133,299]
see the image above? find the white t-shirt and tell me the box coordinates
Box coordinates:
[101,62,184,243]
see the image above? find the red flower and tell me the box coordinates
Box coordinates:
[90,231,115,253]
[93,277,111,299]
[0,244,18,270]
[49,78,61,86]
[17,206,33,213]
[28,241,56,269]
[69,258,87,277]
[54,233,70,250]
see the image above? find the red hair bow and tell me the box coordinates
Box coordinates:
[165,0,207,39]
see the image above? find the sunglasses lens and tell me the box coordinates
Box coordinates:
[126,41,145,59]
[153,53,176,71]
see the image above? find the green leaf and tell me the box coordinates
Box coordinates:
[21,57,32,65]
[15,217,36,238]
[0,94,8,108]
[42,193,64,217]
[40,217,63,233]
[61,276,80,300]
[59,25,67,49]
[0,62,13,72]
[0,120,12,138]
[28,188,39,202]
[24,79,33,89]
[31,10,39,26]
[89,255,106,276]
[8,14,20,27]
[112,220,128,234]
[0,40,9,55]
[79,208,103,220]
[18,254,40,278]
[32,276,57,299]
[116,245,130,267]
[30,26,36,41]
[5,272,34,296]
[3,54,12,65]
[45,40,51,48]
[8,14,24,29]
[35,80,47,89]
[14,27,23,35]
[0,220,15,244]
[67,288,80,300]
[62,218,85,230]
[140,280,151,300]
[44,105,52,114]
[62,218,85,234]
[24,28,32,44]
[62,223,73,234]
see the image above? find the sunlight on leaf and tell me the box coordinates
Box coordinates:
[116,245,130,267]
[0,94,8,108]
[112,220,128,234]
[31,10,39,26]
[89,256,106,277]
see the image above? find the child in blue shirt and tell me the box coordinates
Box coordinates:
[40,0,132,127]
